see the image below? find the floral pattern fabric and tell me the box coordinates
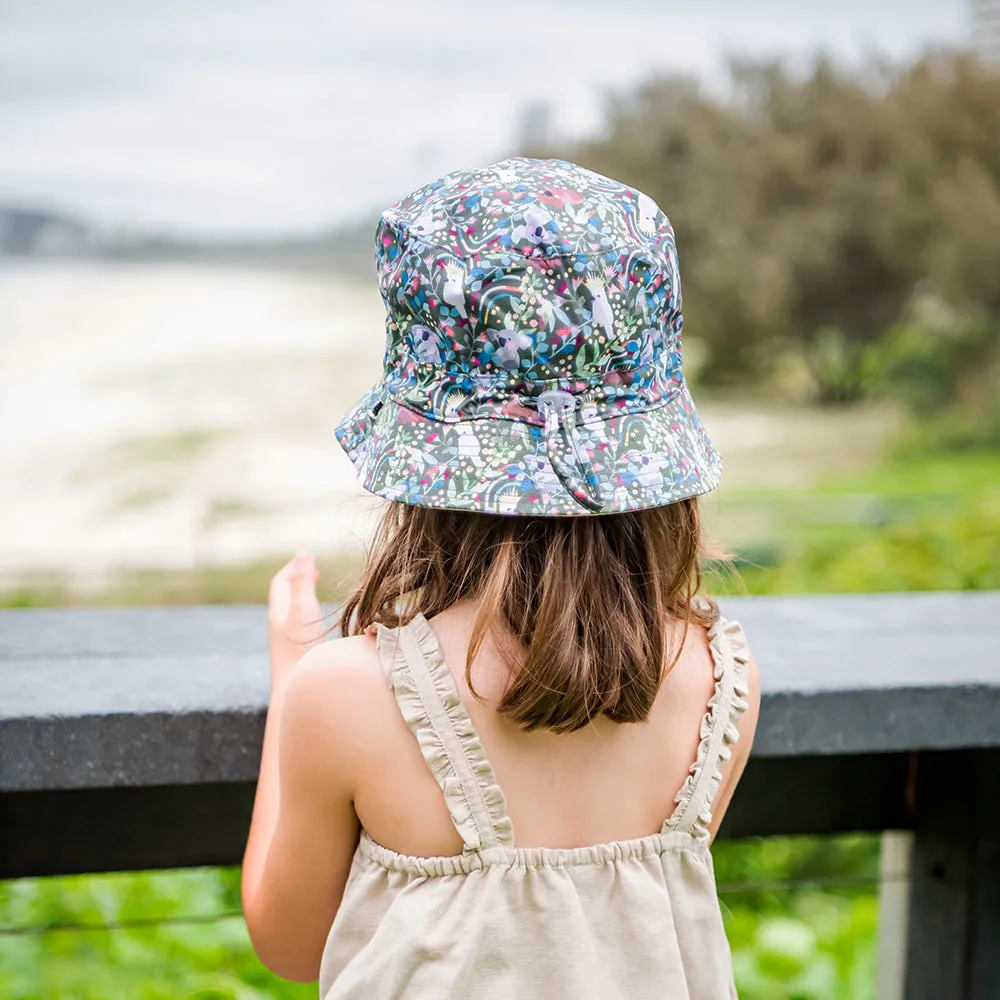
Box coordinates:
[336,157,721,515]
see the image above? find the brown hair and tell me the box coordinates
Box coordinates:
[338,500,719,734]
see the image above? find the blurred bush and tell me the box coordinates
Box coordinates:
[715,834,879,1000]
[0,868,312,1000]
[722,496,1000,593]
[540,52,1000,415]
[874,308,1000,453]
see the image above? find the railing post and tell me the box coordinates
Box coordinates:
[904,750,1000,1000]
[878,830,913,1000]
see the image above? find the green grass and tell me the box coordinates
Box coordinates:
[801,451,1000,499]
[1,552,362,610]
[710,452,1000,595]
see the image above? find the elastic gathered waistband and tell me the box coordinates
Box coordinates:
[358,829,709,878]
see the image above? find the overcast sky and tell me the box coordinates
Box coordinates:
[0,0,971,236]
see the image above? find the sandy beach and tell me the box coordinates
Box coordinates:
[0,260,389,585]
[0,260,894,591]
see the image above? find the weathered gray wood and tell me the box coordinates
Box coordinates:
[1,593,999,878]
[972,757,1000,1000]
[0,605,267,660]
[905,750,1000,1000]
[2,593,999,794]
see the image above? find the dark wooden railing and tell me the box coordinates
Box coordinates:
[2,592,998,999]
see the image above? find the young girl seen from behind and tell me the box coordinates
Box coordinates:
[242,158,761,999]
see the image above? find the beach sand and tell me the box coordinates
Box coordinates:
[0,260,895,591]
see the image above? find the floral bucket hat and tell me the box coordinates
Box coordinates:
[336,157,721,515]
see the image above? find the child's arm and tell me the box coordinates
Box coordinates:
[241,555,362,983]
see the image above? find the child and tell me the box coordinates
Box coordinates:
[242,158,760,998]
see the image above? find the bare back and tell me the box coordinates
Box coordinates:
[343,600,758,858]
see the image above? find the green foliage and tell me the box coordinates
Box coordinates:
[724,495,1000,593]
[799,327,884,405]
[729,900,878,1000]
[715,834,881,999]
[873,312,1000,454]
[711,453,1000,595]
[541,53,1000,405]
[0,869,312,1000]
[1,839,882,1000]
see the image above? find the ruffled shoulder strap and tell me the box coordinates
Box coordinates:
[662,614,751,840]
[376,614,514,852]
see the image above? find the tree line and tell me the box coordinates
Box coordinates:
[534,52,1000,443]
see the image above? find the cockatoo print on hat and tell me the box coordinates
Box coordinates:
[335,157,722,515]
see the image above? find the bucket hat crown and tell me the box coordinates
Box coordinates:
[336,157,721,514]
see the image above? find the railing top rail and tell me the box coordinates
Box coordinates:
[3,592,999,794]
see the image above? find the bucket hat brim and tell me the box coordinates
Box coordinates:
[335,381,721,516]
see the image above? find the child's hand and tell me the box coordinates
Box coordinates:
[268,552,325,685]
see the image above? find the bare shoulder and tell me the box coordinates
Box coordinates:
[294,632,385,683]
[286,633,389,712]
[277,634,395,778]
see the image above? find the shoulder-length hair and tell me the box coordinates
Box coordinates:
[337,500,719,734]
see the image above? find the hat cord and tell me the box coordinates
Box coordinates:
[538,390,606,513]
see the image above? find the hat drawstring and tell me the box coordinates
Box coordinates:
[537,390,605,513]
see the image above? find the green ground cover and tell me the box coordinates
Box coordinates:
[0,837,881,1000]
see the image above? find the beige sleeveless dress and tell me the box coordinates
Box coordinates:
[319,611,750,999]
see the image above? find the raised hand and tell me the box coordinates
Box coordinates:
[267,552,326,684]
